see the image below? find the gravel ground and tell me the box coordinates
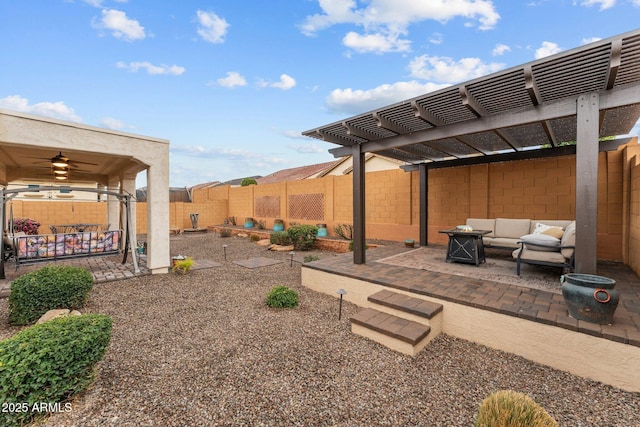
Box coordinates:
[1,233,639,426]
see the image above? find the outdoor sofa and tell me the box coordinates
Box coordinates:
[465,218,576,275]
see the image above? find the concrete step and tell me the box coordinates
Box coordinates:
[368,289,443,320]
[350,307,433,356]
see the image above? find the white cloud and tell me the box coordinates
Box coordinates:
[259,74,297,90]
[196,10,229,44]
[326,80,448,115]
[579,0,617,10]
[492,43,510,56]
[582,37,601,45]
[100,117,124,129]
[299,0,500,54]
[215,72,247,88]
[0,95,82,122]
[409,55,505,83]
[116,61,185,75]
[93,9,145,41]
[288,142,325,154]
[343,31,411,54]
[429,32,444,45]
[535,41,562,59]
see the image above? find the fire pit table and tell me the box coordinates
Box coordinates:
[439,228,492,266]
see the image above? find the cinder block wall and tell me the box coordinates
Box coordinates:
[7,200,109,234]
[10,139,639,267]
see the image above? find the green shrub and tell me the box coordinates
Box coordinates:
[287,224,318,251]
[304,255,320,263]
[0,314,112,427]
[9,265,94,325]
[250,233,261,242]
[475,390,557,427]
[266,286,299,309]
[240,177,257,186]
[220,228,233,237]
[270,231,292,246]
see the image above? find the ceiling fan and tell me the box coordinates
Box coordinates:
[28,151,98,181]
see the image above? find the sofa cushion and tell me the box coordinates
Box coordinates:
[494,218,530,239]
[488,237,521,249]
[520,233,561,252]
[512,247,568,264]
[466,218,495,237]
[561,221,576,259]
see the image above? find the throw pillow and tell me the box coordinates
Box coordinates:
[520,233,561,252]
[533,222,564,235]
[542,227,564,239]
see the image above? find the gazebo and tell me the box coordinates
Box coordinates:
[0,109,171,276]
[303,28,640,274]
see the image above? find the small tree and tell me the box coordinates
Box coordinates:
[241,177,257,186]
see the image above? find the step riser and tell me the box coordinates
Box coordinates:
[367,301,443,336]
[352,323,437,357]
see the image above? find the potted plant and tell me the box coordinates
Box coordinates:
[172,256,194,274]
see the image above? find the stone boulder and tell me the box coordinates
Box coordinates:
[37,309,82,324]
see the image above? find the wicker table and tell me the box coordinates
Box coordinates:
[439,229,492,266]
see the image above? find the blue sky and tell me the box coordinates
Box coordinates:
[1,0,639,188]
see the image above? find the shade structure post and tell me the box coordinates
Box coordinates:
[352,144,366,264]
[575,93,599,274]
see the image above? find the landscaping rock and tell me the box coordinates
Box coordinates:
[256,239,271,246]
[268,244,295,252]
[37,309,70,324]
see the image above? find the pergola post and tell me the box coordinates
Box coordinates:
[352,144,366,264]
[419,163,428,246]
[575,93,599,274]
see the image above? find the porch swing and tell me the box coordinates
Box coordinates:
[0,186,140,279]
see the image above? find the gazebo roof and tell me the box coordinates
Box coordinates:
[303,29,640,165]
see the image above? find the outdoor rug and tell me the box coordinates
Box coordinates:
[376,246,563,293]
[233,257,283,269]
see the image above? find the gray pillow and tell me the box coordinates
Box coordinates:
[520,233,561,252]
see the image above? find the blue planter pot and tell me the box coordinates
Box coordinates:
[244,218,254,228]
[317,224,328,237]
[561,273,619,325]
[273,220,284,232]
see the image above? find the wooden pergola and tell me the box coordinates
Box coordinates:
[303,29,640,273]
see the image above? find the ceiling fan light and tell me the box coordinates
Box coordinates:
[53,166,68,175]
[51,152,70,168]
[54,175,68,180]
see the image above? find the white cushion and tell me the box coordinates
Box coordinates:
[560,221,576,259]
[520,233,561,252]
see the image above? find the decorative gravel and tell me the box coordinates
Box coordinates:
[1,233,639,426]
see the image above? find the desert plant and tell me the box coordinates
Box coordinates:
[220,228,233,237]
[9,265,94,325]
[475,390,557,427]
[12,217,41,235]
[241,177,257,186]
[172,256,194,274]
[304,255,320,263]
[287,224,318,251]
[265,285,299,309]
[256,220,266,229]
[225,216,237,226]
[270,231,292,246]
[250,233,261,242]
[334,223,353,240]
[0,314,112,427]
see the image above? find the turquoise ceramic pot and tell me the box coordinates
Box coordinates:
[561,273,619,325]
